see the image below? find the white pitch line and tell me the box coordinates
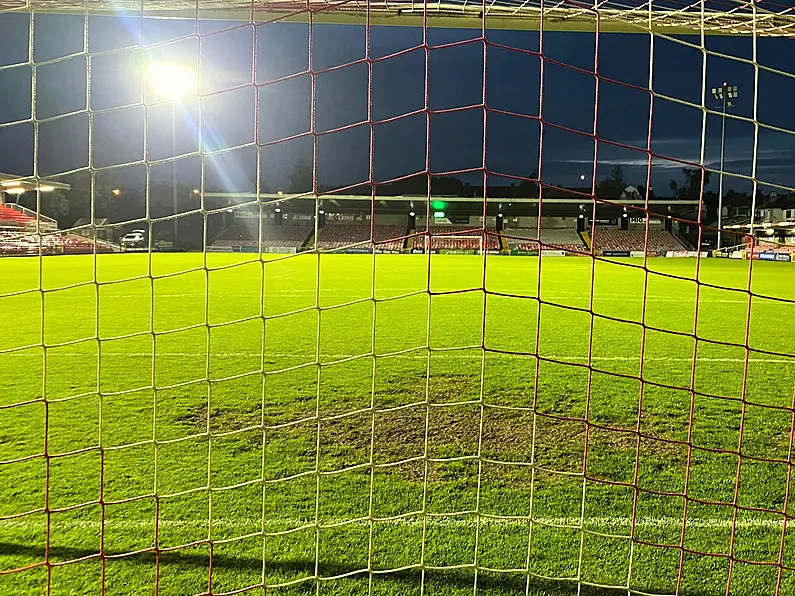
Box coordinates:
[3,352,794,364]
[0,516,785,531]
[98,290,758,304]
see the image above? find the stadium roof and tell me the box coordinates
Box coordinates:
[0,174,70,194]
[206,192,700,206]
[204,192,700,218]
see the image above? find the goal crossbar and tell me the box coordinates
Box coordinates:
[5,0,795,36]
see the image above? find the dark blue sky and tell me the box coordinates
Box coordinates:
[1,10,794,196]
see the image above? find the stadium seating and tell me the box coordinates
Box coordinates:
[591,230,686,253]
[415,225,501,251]
[504,227,586,252]
[0,231,114,255]
[212,223,258,245]
[754,240,795,254]
[0,204,35,228]
[315,224,406,251]
[212,224,312,249]
[261,226,313,249]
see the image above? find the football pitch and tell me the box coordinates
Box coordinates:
[1,252,795,595]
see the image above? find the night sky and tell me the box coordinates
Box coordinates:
[1,8,794,198]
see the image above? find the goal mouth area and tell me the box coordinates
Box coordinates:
[6,0,795,36]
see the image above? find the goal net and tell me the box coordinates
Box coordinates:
[1,1,795,595]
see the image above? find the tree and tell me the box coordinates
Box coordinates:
[517,172,540,196]
[288,161,314,194]
[680,167,710,200]
[60,170,118,225]
[15,170,118,229]
[18,189,70,225]
[596,165,626,198]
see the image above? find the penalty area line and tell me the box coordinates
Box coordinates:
[4,351,794,364]
[0,516,785,530]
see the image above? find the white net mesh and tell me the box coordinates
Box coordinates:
[2,1,795,595]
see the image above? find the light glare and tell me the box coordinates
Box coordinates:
[148,63,197,101]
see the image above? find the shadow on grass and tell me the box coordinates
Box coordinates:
[0,541,722,596]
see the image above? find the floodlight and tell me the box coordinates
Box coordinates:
[275,208,281,213]
[38,185,54,192]
[112,188,121,196]
[192,189,200,195]
[1,181,21,187]
[6,187,25,195]
[148,63,197,101]
[712,81,737,249]
[319,209,325,215]
[409,211,415,217]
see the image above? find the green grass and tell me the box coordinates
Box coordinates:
[1,252,795,595]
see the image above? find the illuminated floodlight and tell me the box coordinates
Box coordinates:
[409,211,415,217]
[712,82,738,102]
[6,187,25,195]
[275,208,281,213]
[38,185,54,192]
[148,63,197,101]
[1,181,21,188]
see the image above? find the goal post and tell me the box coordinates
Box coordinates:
[3,2,795,596]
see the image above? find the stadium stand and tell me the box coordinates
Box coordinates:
[753,240,795,254]
[315,224,406,251]
[504,227,586,252]
[212,223,258,246]
[211,224,312,250]
[0,202,116,255]
[415,225,501,251]
[591,230,686,253]
[0,204,36,228]
[0,230,114,255]
[261,226,313,249]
